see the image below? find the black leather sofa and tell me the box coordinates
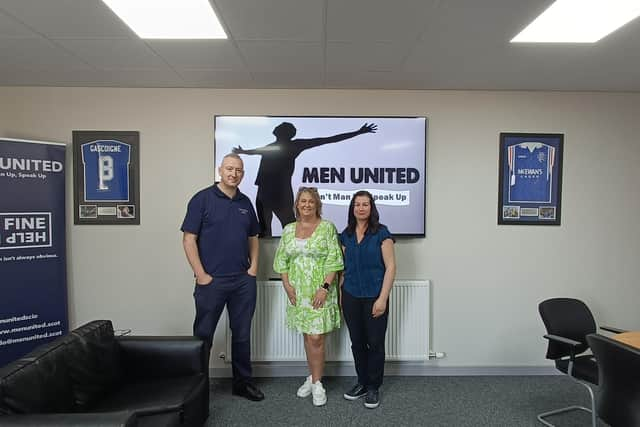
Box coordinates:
[0,320,209,426]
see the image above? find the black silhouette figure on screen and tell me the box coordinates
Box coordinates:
[233,122,377,237]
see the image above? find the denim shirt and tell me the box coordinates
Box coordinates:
[339,225,394,298]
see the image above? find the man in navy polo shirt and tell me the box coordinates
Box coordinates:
[181,153,264,401]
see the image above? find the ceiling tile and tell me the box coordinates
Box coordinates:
[88,68,184,87]
[403,38,493,73]
[215,0,323,41]
[0,0,638,91]
[177,68,254,87]
[146,40,245,69]
[326,71,429,89]
[0,37,92,70]
[251,71,324,88]
[327,41,409,72]
[0,10,40,38]
[0,0,134,38]
[0,67,184,87]
[55,39,166,69]
[0,68,110,86]
[237,41,323,72]
[327,0,438,42]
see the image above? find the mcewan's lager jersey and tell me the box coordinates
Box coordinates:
[508,142,555,203]
[81,140,130,201]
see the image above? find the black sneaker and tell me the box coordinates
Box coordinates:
[364,389,380,408]
[343,383,367,400]
[232,382,265,401]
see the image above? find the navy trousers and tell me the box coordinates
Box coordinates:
[193,273,257,386]
[342,289,389,390]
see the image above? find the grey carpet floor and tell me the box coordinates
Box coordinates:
[208,376,608,426]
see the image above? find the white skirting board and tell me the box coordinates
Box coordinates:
[209,364,559,378]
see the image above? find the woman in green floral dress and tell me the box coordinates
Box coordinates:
[273,187,344,406]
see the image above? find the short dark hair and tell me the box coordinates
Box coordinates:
[222,152,243,164]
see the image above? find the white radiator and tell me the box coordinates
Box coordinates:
[225,280,430,362]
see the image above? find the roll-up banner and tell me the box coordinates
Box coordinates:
[0,138,67,367]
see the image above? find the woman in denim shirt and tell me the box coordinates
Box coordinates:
[339,190,396,409]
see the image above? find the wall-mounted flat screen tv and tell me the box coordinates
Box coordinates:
[214,116,427,237]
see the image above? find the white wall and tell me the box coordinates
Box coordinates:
[1,87,639,372]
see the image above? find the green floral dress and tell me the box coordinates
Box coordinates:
[273,220,344,335]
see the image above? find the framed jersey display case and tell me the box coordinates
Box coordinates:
[498,132,563,226]
[73,130,140,225]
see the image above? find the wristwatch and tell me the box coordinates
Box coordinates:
[321,282,330,291]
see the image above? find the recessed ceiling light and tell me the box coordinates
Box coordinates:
[511,0,640,43]
[102,0,227,39]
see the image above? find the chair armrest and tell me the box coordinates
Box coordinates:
[543,334,582,360]
[116,336,208,380]
[600,325,628,334]
[0,411,136,426]
[543,334,581,347]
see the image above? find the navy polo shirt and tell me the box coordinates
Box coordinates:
[181,184,259,277]
[339,225,395,298]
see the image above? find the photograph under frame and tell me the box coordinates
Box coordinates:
[73,130,140,225]
[498,132,563,226]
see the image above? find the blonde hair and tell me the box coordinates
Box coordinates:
[294,186,322,219]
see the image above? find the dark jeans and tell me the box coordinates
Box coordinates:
[342,289,389,390]
[193,273,257,386]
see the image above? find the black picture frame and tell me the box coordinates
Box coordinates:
[498,132,563,226]
[73,130,140,225]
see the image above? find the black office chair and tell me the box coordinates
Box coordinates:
[537,298,601,427]
[587,333,640,427]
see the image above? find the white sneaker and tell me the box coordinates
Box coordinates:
[311,381,327,406]
[296,375,312,398]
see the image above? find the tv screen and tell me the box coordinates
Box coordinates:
[214,116,427,237]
